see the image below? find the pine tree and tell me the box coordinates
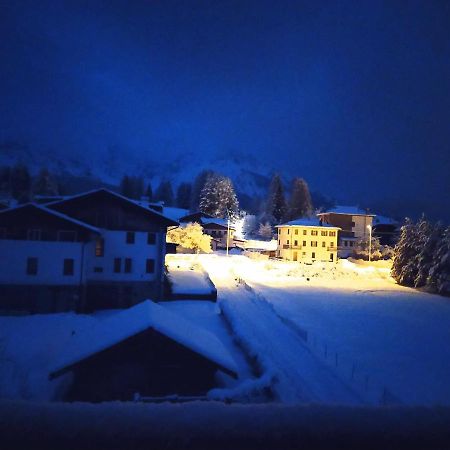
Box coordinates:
[176,182,192,209]
[287,177,313,220]
[414,218,443,288]
[133,176,144,199]
[391,218,421,286]
[167,222,212,254]
[265,174,286,224]
[120,175,133,198]
[427,226,450,295]
[190,170,214,212]
[199,174,239,219]
[145,183,153,201]
[10,163,31,202]
[258,222,273,240]
[33,168,59,196]
[155,181,174,206]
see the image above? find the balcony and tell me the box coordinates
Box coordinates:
[282,244,303,250]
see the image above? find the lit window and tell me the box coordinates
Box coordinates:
[303,230,307,235]
[311,230,318,236]
[95,238,104,257]
[311,241,318,247]
[321,231,328,236]
[329,231,336,237]
[312,252,316,259]
[303,241,306,246]
[322,242,326,247]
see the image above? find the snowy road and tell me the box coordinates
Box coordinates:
[203,255,363,405]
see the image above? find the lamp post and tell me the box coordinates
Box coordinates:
[367,224,372,262]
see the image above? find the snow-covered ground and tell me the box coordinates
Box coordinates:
[166,255,216,296]
[197,254,450,406]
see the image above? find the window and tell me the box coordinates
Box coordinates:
[344,241,348,247]
[124,258,132,273]
[350,241,354,247]
[294,240,298,246]
[278,228,280,234]
[311,230,318,236]
[287,229,290,235]
[93,267,103,273]
[278,239,280,245]
[63,258,74,276]
[312,252,316,259]
[322,241,326,247]
[294,229,298,235]
[26,257,38,275]
[126,232,135,244]
[146,259,155,273]
[114,258,121,273]
[302,252,306,256]
[147,232,156,245]
[302,241,306,246]
[27,229,41,240]
[351,221,355,227]
[311,241,318,247]
[286,240,290,245]
[329,231,336,237]
[321,231,328,236]
[95,238,104,257]
[57,230,77,242]
[303,230,307,235]
[329,242,334,248]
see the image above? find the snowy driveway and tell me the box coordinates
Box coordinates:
[203,255,363,405]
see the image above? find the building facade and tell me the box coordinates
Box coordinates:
[276,219,340,263]
[0,189,177,313]
[317,206,375,258]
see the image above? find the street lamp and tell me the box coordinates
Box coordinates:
[367,224,372,262]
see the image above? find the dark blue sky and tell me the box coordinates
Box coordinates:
[1,1,449,220]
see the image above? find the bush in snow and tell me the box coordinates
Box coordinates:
[352,235,382,260]
[258,222,273,240]
[167,223,212,254]
[427,226,450,295]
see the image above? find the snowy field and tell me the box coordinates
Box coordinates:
[197,254,450,406]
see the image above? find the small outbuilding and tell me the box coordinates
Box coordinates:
[49,300,238,402]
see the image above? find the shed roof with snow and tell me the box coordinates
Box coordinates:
[49,300,238,379]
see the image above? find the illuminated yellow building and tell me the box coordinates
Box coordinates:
[276,218,340,263]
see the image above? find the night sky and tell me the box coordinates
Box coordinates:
[1,1,449,220]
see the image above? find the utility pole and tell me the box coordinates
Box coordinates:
[367,224,372,262]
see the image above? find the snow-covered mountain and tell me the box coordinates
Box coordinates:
[0,141,277,201]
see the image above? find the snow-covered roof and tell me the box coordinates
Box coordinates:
[373,215,399,225]
[162,206,190,222]
[0,203,101,234]
[46,188,179,226]
[49,300,238,379]
[276,218,340,229]
[317,206,375,217]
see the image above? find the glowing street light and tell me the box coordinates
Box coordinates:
[367,224,372,262]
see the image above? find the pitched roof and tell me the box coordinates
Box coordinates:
[0,203,101,233]
[276,218,340,228]
[317,206,375,216]
[47,188,178,227]
[49,300,238,379]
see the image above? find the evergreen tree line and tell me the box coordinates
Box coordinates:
[0,163,59,203]
[391,216,450,296]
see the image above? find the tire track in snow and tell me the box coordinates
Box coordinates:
[205,258,363,404]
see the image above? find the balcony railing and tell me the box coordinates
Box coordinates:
[282,244,303,249]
